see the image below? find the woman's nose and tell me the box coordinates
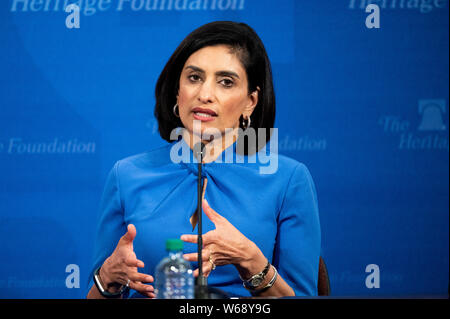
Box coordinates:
[197,80,215,104]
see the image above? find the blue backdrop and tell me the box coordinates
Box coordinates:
[0,0,448,298]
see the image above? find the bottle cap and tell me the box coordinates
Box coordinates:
[166,239,183,251]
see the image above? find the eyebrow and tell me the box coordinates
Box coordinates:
[185,65,240,79]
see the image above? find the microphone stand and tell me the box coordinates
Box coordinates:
[193,142,229,299]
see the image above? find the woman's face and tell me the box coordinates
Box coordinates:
[177,45,258,141]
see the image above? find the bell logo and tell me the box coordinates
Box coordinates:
[378,99,448,151]
[418,99,447,131]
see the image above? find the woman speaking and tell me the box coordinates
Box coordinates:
[87,21,321,298]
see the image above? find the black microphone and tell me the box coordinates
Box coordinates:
[193,141,206,164]
[194,142,206,283]
[193,142,229,299]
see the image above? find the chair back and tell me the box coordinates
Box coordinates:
[318,256,330,296]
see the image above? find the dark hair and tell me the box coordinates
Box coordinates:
[154,21,276,155]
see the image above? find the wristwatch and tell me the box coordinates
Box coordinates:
[240,261,270,290]
[93,266,129,298]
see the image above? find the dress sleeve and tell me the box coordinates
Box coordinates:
[272,163,321,296]
[86,161,127,292]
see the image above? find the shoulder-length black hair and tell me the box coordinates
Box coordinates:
[154,21,276,155]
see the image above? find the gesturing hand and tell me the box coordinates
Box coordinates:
[100,224,155,298]
[181,199,265,278]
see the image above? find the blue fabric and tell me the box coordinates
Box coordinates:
[89,136,321,298]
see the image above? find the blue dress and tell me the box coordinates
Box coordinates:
[89,136,321,297]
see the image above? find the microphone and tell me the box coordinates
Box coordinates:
[193,142,229,299]
[193,142,206,282]
[193,141,206,164]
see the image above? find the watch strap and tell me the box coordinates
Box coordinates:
[93,266,129,298]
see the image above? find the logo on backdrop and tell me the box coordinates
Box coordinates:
[0,137,96,155]
[378,99,449,151]
[278,134,327,152]
[348,0,448,13]
[417,99,447,131]
[10,0,246,16]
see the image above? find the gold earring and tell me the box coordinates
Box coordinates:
[173,103,180,118]
[242,115,251,130]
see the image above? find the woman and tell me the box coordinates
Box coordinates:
[87,21,321,299]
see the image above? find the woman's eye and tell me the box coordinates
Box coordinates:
[188,74,201,82]
[220,79,234,87]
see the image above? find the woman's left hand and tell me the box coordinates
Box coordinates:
[181,199,267,278]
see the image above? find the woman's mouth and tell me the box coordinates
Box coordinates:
[193,112,216,121]
[192,108,217,121]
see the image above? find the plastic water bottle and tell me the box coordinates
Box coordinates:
[155,239,194,299]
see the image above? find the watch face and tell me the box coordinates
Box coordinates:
[251,277,263,287]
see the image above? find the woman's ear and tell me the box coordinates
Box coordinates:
[245,86,259,116]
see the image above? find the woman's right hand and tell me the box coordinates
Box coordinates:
[99,224,155,298]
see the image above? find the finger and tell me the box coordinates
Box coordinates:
[202,199,223,224]
[181,232,215,246]
[202,178,208,198]
[193,261,213,278]
[182,252,197,262]
[202,231,216,245]
[183,252,210,262]
[190,178,208,231]
[124,257,145,268]
[128,272,154,283]
[120,224,137,244]
[128,281,155,295]
[180,234,197,244]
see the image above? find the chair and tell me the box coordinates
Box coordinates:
[318,256,330,296]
